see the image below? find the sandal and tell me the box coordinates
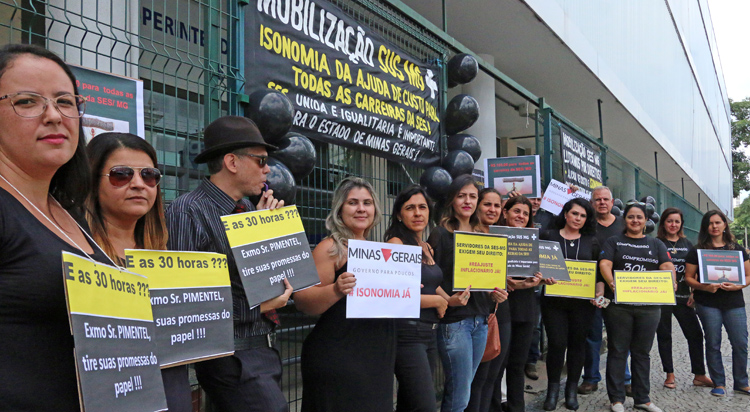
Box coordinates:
[692,375,713,387]
[663,373,675,389]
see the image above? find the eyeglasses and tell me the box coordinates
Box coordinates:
[626,201,646,206]
[0,92,86,118]
[103,166,162,187]
[236,152,268,167]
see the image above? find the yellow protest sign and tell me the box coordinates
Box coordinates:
[221,205,304,246]
[544,260,597,299]
[63,252,152,321]
[614,270,675,305]
[124,250,230,289]
[453,231,507,291]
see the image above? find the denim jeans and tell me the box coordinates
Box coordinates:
[437,315,488,412]
[695,304,749,389]
[602,304,660,405]
[583,307,631,385]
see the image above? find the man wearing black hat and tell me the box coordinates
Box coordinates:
[166,115,293,412]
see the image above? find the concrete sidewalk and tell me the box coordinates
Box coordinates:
[523,289,750,411]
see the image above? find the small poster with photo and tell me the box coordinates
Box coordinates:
[697,250,746,286]
[483,155,542,198]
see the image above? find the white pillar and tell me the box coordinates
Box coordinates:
[462,54,496,168]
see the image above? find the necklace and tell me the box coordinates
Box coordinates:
[0,172,121,269]
[666,239,679,254]
[564,237,581,260]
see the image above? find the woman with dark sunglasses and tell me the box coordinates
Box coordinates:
[85,132,191,411]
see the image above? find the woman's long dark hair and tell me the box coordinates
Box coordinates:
[86,133,167,262]
[499,195,534,228]
[552,198,596,235]
[437,174,480,231]
[657,207,685,240]
[0,44,89,214]
[696,210,735,249]
[384,184,434,248]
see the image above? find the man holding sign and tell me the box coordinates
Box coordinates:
[166,116,291,412]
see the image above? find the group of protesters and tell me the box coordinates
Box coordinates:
[2,43,749,412]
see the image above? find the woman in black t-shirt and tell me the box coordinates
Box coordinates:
[540,198,603,411]
[685,210,750,397]
[599,202,674,412]
[655,207,711,390]
[384,185,449,412]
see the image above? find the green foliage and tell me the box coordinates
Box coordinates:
[731,98,750,198]
[731,196,750,245]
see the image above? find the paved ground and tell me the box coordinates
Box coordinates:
[523,288,750,412]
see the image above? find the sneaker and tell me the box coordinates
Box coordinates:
[577,382,597,394]
[634,403,663,412]
[710,387,726,397]
[610,403,624,412]
[625,384,633,398]
[734,387,750,396]
[525,363,539,380]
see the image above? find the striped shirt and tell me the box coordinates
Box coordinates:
[165,178,275,338]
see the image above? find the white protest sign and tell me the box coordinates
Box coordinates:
[540,179,590,215]
[346,239,421,318]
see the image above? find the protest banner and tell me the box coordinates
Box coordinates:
[221,205,319,308]
[544,260,597,299]
[246,0,440,167]
[124,250,234,367]
[62,252,166,412]
[614,270,675,305]
[560,127,602,200]
[346,239,421,318]
[539,179,590,215]
[488,226,539,277]
[538,240,571,281]
[453,231,507,291]
[697,249,747,285]
[70,65,145,142]
[483,155,542,198]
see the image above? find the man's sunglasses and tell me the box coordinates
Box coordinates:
[103,166,162,187]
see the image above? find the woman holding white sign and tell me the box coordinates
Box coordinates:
[655,207,711,390]
[384,184,449,412]
[540,198,603,411]
[599,202,674,412]
[85,132,191,411]
[427,174,484,412]
[0,44,110,411]
[295,177,397,412]
[685,210,750,397]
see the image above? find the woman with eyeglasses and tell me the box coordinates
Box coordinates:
[540,198,603,411]
[654,207,711,390]
[599,202,675,412]
[0,44,109,411]
[85,132,191,410]
[684,210,750,397]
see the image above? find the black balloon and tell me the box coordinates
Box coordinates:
[444,94,479,135]
[614,199,624,209]
[447,53,479,86]
[246,89,295,142]
[644,220,655,234]
[442,150,475,178]
[420,167,453,201]
[645,203,655,217]
[270,132,316,179]
[611,205,621,217]
[266,158,296,204]
[650,212,660,224]
[640,195,656,205]
[447,134,482,162]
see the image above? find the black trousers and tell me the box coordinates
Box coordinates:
[603,304,660,405]
[541,297,595,384]
[195,347,287,412]
[161,365,192,412]
[504,320,536,412]
[395,322,438,412]
[466,320,512,412]
[656,303,706,375]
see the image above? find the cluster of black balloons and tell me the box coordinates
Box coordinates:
[245,89,317,205]
[610,195,660,234]
[421,54,482,201]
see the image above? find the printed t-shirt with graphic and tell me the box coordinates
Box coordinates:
[658,237,693,304]
[600,234,671,300]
